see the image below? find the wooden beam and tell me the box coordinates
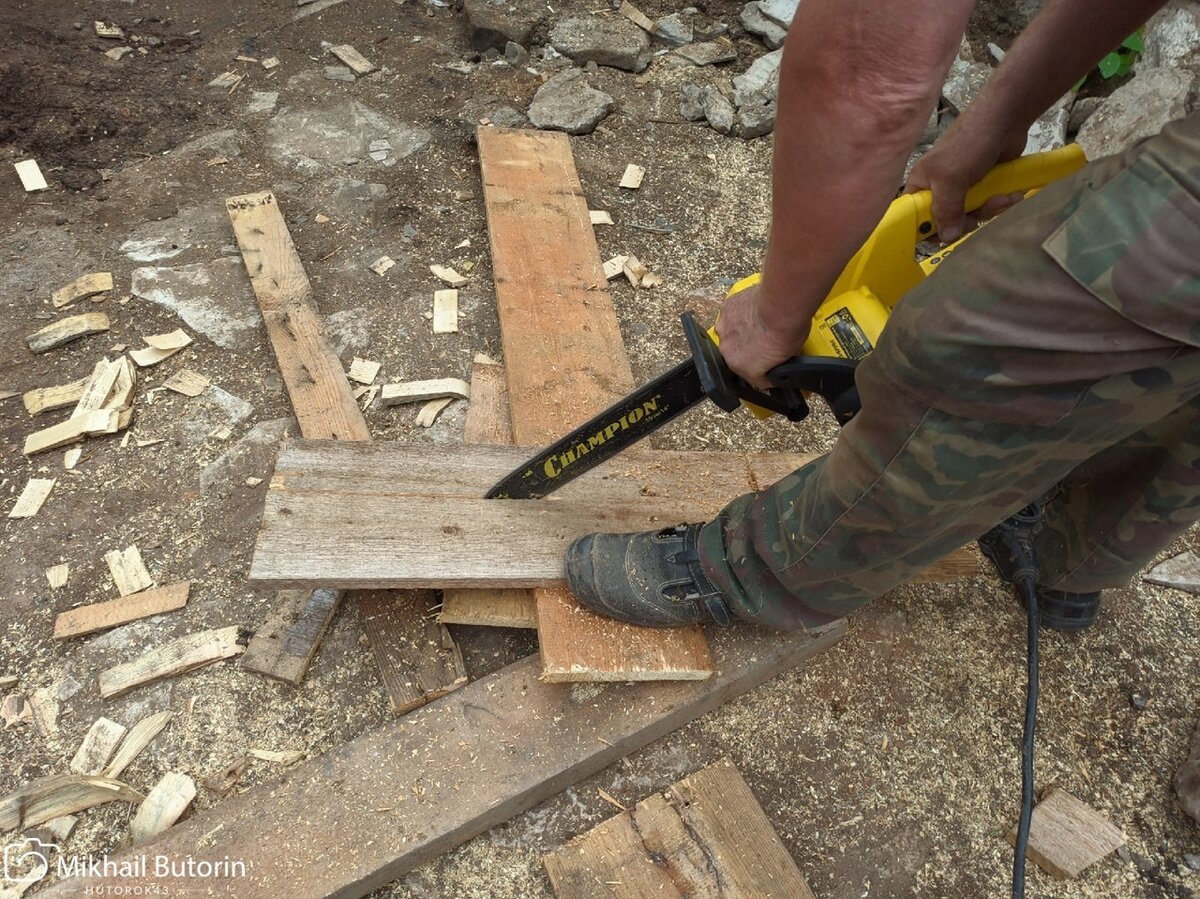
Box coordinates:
[35,620,846,899]
[543,757,815,898]
[227,190,362,686]
[478,127,710,682]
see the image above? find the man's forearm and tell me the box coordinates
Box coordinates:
[759,0,974,340]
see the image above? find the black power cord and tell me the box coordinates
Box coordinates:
[977,503,1044,899]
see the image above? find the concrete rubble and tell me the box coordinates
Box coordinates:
[527,69,614,135]
[549,16,651,73]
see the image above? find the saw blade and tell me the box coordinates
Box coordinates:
[485,358,705,499]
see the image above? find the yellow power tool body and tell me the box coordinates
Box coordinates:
[488,145,1086,500]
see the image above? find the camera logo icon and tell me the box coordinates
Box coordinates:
[3,837,57,884]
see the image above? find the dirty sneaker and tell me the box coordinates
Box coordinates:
[565,524,733,628]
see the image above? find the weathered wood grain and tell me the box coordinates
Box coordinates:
[98,627,244,699]
[54,581,190,640]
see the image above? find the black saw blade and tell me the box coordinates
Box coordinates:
[486,358,705,499]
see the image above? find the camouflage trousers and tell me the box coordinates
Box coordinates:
[697,112,1200,631]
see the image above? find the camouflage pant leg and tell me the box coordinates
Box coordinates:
[696,113,1200,631]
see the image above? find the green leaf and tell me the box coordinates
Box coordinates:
[1098,51,1123,78]
[1122,31,1145,52]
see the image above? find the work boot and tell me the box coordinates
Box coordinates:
[565,524,734,628]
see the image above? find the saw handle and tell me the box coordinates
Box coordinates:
[682,312,860,425]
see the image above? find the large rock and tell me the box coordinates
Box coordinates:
[758,0,800,28]
[732,49,782,107]
[550,16,651,72]
[463,0,543,51]
[655,12,694,47]
[1145,550,1200,593]
[738,102,776,138]
[702,87,736,135]
[527,70,614,134]
[1023,102,1069,154]
[680,84,706,121]
[739,2,786,49]
[1140,0,1200,70]
[266,101,430,173]
[1076,67,1197,159]
[941,57,992,114]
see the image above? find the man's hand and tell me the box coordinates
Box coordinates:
[714,283,811,390]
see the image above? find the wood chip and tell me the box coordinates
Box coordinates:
[641,271,664,289]
[23,377,89,415]
[380,378,471,406]
[618,0,657,33]
[1,693,31,727]
[597,787,627,811]
[248,748,304,764]
[348,357,381,385]
[415,397,454,428]
[130,346,181,367]
[588,210,614,226]
[602,255,630,280]
[24,409,118,455]
[329,43,377,75]
[622,254,650,288]
[94,21,125,38]
[430,264,468,288]
[98,626,245,699]
[73,357,123,416]
[354,384,380,410]
[145,329,192,351]
[105,45,133,61]
[262,56,280,70]
[103,357,137,411]
[432,289,459,334]
[43,815,78,842]
[28,688,59,737]
[208,71,242,89]
[70,717,128,775]
[46,563,69,589]
[104,545,154,596]
[53,272,113,308]
[0,676,16,690]
[0,774,142,833]
[163,369,211,397]
[14,159,49,192]
[26,313,111,353]
[8,478,56,518]
[201,757,250,798]
[103,712,172,778]
[619,163,646,189]
[369,255,395,276]
[63,446,82,469]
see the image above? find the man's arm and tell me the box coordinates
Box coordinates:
[716,0,974,387]
[909,0,1170,241]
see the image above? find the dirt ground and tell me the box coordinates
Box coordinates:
[1,0,1197,896]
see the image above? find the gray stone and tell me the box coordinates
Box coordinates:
[739,2,785,50]
[177,386,254,443]
[1067,95,1104,134]
[266,101,430,173]
[918,106,940,145]
[1023,103,1069,154]
[527,69,614,134]
[1175,717,1200,824]
[54,674,84,701]
[732,48,782,107]
[738,101,775,138]
[702,86,736,135]
[464,0,543,51]
[504,40,530,67]
[1145,550,1200,593]
[550,16,651,72]
[676,39,738,66]
[941,57,992,114]
[131,257,261,349]
[757,0,799,28]
[1077,67,1197,159]
[694,19,729,41]
[119,203,232,263]
[679,83,706,121]
[246,90,279,114]
[489,105,529,128]
[655,12,694,47]
[325,309,373,356]
[172,128,242,159]
[1140,0,1200,70]
[201,419,294,495]
[112,683,173,727]
[324,65,356,82]
[1184,853,1200,872]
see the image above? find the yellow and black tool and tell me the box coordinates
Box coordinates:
[487,144,1086,500]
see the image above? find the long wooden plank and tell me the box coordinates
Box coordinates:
[544,757,815,898]
[250,442,983,596]
[440,356,538,629]
[98,626,245,699]
[479,127,708,682]
[54,581,190,640]
[36,620,846,899]
[227,190,366,685]
[357,591,468,714]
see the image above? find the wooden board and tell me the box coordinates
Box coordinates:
[544,757,815,898]
[227,189,369,685]
[26,313,110,353]
[23,376,89,415]
[8,478,56,519]
[478,127,707,683]
[24,408,119,455]
[1007,788,1126,879]
[130,772,196,845]
[53,272,113,308]
[98,626,244,699]
[356,590,468,714]
[54,581,190,640]
[226,191,370,442]
[70,717,128,775]
[380,378,470,406]
[239,588,340,685]
[35,620,845,899]
[440,356,538,629]
[104,545,154,596]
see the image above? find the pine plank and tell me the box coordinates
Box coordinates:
[72,357,122,415]
[440,356,538,629]
[103,712,173,778]
[544,758,814,898]
[130,772,196,845]
[1008,788,1126,879]
[70,717,128,775]
[356,590,468,714]
[104,545,154,596]
[23,376,90,415]
[227,189,370,685]
[9,478,56,519]
[54,581,190,640]
[478,127,707,682]
[26,312,110,353]
[23,408,118,455]
[98,626,244,699]
[34,621,845,899]
[53,272,113,308]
